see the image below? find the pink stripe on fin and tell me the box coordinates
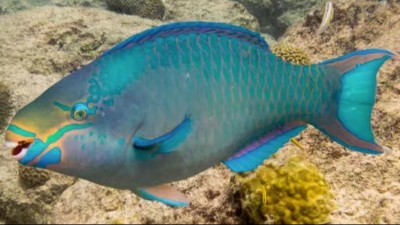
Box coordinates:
[223,121,306,173]
[229,121,305,160]
[315,118,383,154]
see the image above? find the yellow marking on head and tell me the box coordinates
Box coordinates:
[5,129,28,143]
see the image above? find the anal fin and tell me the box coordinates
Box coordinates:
[134,184,189,207]
[223,122,307,173]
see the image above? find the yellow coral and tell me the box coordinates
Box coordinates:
[271,43,311,65]
[109,218,125,224]
[236,154,336,224]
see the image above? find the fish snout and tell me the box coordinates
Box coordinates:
[10,140,33,160]
[4,138,34,161]
[4,125,36,161]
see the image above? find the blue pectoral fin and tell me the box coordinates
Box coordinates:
[223,123,307,173]
[133,114,193,154]
[314,48,394,154]
[134,184,190,207]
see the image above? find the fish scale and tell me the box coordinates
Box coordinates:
[123,33,314,180]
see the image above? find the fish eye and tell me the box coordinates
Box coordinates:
[73,110,87,121]
[71,103,88,121]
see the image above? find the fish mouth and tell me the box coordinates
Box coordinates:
[7,139,34,160]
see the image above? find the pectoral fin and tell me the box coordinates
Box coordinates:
[134,184,190,207]
[133,114,192,154]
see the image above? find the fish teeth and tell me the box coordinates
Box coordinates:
[12,148,28,161]
[4,141,18,148]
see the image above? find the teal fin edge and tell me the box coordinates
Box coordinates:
[337,56,390,143]
[223,125,307,173]
[315,48,394,154]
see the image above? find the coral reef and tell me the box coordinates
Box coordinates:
[0,0,106,15]
[236,154,336,224]
[52,164,243,224]
[163,0,260,32]
[0,6,159,80]
[0,82,13,132]
[105,0,165,20]
[0,162,76,224]
[271,42,311,65]
[231,0,329,38]
[18,165,50,188]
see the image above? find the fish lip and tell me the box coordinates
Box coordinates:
[8,140,34,161]
[12,147,28,160]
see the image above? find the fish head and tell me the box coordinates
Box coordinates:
[4,65,137,177]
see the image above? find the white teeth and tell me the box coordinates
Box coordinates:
[12,148,28,161]
[4,141,18,148]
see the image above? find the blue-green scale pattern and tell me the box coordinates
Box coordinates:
[96,27,339,187]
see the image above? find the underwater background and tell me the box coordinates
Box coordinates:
[0,0,399,224]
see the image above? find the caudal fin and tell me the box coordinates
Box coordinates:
[313,49,394,154]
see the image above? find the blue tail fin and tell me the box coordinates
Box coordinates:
[314,49,394,154]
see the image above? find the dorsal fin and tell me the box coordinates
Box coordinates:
[102,21,270,57]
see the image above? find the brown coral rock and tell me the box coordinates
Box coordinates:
[106,0,165,20]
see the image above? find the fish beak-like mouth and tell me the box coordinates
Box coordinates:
[6,139,34,160]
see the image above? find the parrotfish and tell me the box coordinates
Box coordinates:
[4,21,394,207]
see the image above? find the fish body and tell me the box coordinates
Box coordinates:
[4,21,394,207]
